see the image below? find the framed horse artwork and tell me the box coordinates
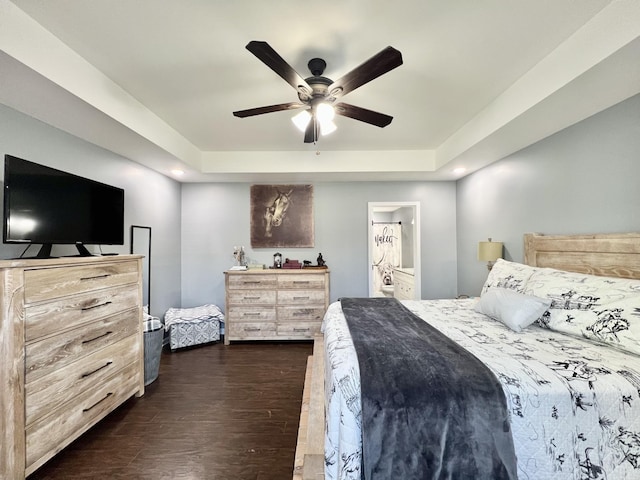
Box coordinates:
[250,184,314,248]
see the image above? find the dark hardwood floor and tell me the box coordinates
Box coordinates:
[29,340,313,480]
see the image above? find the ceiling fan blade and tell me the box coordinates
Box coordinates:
[304,116,317,143]
[246,41,312,98]
[335,103,393,128]
[233,102,304,118]
[328,46,403,99]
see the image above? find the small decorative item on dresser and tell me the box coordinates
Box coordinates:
[301,254,328,269]
[233,246,246,266]
[230,246,248,269]
[273,252,282,268]
[282,258,302,269]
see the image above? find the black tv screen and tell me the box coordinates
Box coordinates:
[3,155,124,256]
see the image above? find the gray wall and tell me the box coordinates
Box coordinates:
[180,181,458,308]
[456,93,640,296]
[0,102,458,321]
[0,105,182,319]
[10,91,633,315]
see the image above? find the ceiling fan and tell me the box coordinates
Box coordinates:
[233,41,403,143]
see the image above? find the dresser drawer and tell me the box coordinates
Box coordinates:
[227,289,276,305]
[227,306,276,322]
[277,305,326,322]
[25,284,139,342]
[277,274,325,290]
[227,274,276,289]
[277,289,325,305]
[25,362,140,473]
[25,334,140,426]
[25,309,140,384]
[277,322,321,338]
[227,321,277,339]
[24,261,139,304]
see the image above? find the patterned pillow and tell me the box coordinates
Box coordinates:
[525,268,640,355]
[481,258,538,295]
[537,297,640,356]
[526,267,640,311]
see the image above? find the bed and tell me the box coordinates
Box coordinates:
[316,233,640,480]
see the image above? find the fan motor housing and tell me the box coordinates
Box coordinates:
[308,58,326,76]
[299,77,332,103]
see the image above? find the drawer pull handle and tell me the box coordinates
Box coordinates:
[245,327,261,332]
[293,328,310,332]
[293,296,310,300]
[80,274,110,281]
[83,392,113,412]
[242,313,261,317]
[243,296,260,300]
[81,301,113,311]
[293,281,310,284]
[81,361,113,378]
[243,281,261,285]
[82,331,113,344]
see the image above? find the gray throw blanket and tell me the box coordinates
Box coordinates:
[340,297,517,480]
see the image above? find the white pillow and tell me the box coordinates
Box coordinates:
[475,288,552,332]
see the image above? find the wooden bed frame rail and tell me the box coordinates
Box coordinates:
[293,335,325,480]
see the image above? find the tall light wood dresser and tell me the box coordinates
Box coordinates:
[0,255,145,479]
[224,269,330,345]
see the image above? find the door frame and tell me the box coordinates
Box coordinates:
[367,201,421,299]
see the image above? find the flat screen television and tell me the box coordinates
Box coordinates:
[3,154,125,258]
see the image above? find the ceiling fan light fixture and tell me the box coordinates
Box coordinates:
[316,102,335,123]
[292,109,311,132]
[320,119,337,136]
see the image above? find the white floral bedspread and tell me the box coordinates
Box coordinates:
[323,299,640,480]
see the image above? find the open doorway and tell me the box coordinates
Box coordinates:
[368,202,421,299]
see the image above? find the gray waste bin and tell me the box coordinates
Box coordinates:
[143,318,163,386]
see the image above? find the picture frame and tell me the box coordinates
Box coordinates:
[250,184,314,248]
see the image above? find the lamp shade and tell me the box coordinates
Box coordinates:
[292,110,311,132]
[478,240,503,262]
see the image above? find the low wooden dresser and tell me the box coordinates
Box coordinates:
[0,255,145,479]
[224,269,330,345]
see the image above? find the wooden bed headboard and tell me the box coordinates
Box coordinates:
[524,232,640,280]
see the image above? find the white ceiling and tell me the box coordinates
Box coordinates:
[1,0,639,182]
